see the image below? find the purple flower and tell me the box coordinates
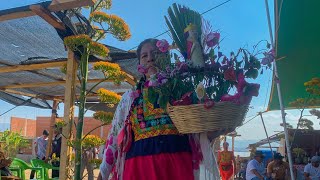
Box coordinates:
[148,80,158,87]
[170,69,177,77]
[206,32,220,47]
[137,64,148,74]
[262,48,275,65]
[156,39,169,53]
[157,72,168,85]
[221,65,228,71]
[165,66,171,73]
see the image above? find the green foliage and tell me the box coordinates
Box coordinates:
[0,130,29,158]
[298,118,314,130]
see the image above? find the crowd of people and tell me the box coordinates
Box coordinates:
[214,140,320,180]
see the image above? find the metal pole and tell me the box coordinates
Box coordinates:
[259,112,273,156]
[264,0,294,179]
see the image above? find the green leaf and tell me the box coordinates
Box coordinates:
[159,94,169,109]
[209,49,215,59]
[148,88,158,105]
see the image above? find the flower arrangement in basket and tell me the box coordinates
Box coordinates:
[137,4,273,134]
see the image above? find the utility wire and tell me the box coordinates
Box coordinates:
[237,114,259,129]
[0,97,34,117]
[128,0,233,51]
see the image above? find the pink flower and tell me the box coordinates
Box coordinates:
[237,72,247,92]
[105,149,114,165]
[144,79,158,87]
[139,121,146,129]
[137,64,148,74]
[206,32,220,47]
[156,39,169,53]
[220,93,241,104]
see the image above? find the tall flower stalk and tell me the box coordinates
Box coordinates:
[63,0,131,179]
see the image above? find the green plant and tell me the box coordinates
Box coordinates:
[62,0,131,179]
[0,130,29,158]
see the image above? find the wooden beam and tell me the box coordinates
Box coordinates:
[30,5,65,30]
[0,78,114,89]
[60,50,77,180]
[0,0,94,22]
[46,100,59,159]
[0,61,66,73]
[0,88,60,100]
[48,0,95,12]
[0,11,36,22]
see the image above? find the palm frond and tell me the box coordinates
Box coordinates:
[165,4,203,58]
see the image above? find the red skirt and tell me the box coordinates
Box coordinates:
[123,152,194,180]
[219,164,234,180]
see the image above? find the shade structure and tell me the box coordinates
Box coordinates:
[268,0,320,111]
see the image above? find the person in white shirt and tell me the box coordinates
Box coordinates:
[30,129,49,179]
[246,151,266,180]
[304,156,320,180]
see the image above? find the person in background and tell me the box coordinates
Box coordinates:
[267,153,289,180]
[235,155,241,178]
[30,129,49,179]
[51,125,62,178]
[304,156,320,180]
[239,159,248,179]
[0,150,13,177]
[246,151,266,180]
[218,142,236,180]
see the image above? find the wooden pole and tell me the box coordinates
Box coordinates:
[232,135,235,152]
[59,50,77,179]
[45,100,59,160]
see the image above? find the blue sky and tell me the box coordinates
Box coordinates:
[0,0,319,142]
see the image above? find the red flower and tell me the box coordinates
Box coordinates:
[224,68,236,82]
[172,91,193,106]
[204,99,215,109]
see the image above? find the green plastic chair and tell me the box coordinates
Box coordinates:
[30,159,59,180]
[10,158,44,180]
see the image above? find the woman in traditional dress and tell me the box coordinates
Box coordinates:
[218,142,236,180]
[98,38,220,180]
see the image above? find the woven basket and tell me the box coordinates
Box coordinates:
[167,102,249,134]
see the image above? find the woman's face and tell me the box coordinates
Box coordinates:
[139,43,158,77]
